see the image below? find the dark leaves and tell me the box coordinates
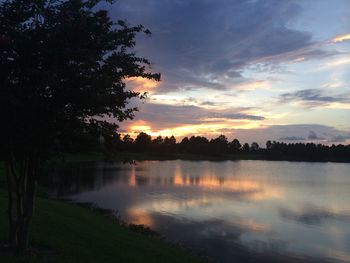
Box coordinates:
[0,0,160,157]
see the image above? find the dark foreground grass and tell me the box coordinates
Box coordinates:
[0,167,201,263]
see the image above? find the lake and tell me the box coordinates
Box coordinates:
[47,160,350,263]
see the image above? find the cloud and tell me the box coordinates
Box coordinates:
[220,113,264,121]
[329,134,350,143]
[322,56,350,69]
[279,131,331,142]
[279,207,350,225]
[279,89,350,107]
[109,0,334,92]
[121,104,350,146]
[229,124,350,145]
[101,1,350,142]
[127,103,264,130]
[255,48,341,70]
[308,131,325,140]
[330,33,350,43]
[126,77,160,93]
[279,136,305,141]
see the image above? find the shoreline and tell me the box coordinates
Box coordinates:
[52,197,210,262]
[0,165,203,263]
[61,151,350,164]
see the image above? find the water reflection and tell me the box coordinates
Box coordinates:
[46,160,350,263]
[279,207,350,225]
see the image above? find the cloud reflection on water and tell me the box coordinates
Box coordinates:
[47,160,350,263]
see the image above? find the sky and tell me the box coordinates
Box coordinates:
[108,0,350,145]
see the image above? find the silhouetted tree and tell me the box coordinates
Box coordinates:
[152,136,164,145]
[210,135,228,153]
[163,136,176,152]
[135,132,152,151]
[152,136,163,151]
[123,135,134,144]
[242,143,250,152]
[181,137,190,144]
[179,137,190,152]
[266,140,272,150]
[104,133,122,152]
[113,133,349,161]
[250,142,260,151]
[164,136,176,146]
[230,138,242,152]
[0,0,159,253]
[189,136,210,154]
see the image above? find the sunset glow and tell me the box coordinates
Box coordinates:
[113,1,350,145]
[3,1,350,262]
[126,76,160,93]
[331,33,350,43]
[125,120,265,139]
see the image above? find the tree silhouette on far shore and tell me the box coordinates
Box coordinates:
[101,132,350,162]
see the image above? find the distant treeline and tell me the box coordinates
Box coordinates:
[73,132,350,162]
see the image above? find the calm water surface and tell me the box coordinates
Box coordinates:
[48,160,350,263]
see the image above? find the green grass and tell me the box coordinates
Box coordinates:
[0,166,201,263]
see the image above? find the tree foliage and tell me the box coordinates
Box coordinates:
[0,0,159,253]
[109,132,350,162]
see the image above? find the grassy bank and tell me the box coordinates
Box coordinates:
[0,166,201,263]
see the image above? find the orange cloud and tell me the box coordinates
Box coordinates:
[330,33,350,43]
[236,80,271,91]
[323,57,350,68]
[125,120,151,133]
[126,77,160,93]
[122,119,264,139]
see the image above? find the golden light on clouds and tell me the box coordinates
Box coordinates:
[322,77,344,89]
[292,57,305,63]
[236,80,271,91]
[131,124,152,132]
[127,120,153,134]
[126,76,160,93]
[124,119,264,139]
[330,33,350,43]
[323,102,350,110]
[324,57,350,68]
[286,99,350,111]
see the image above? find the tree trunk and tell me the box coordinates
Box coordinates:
[5,154,38,254]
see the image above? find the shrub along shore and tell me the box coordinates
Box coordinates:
[0,163,202,263]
